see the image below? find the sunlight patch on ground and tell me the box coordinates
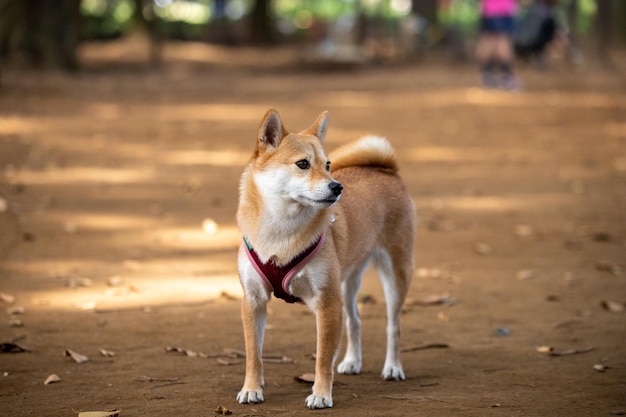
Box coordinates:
[606,121,626,138]
[150,225,242,250]
[0,116,32,135]
[405,146,488,162]
[312,88,626,110]
[57,212,163,231]
[29,274,242,312]
[403,146,548,163]
[416,194,581,213]
[10,166,156,185]
[159,149,250,166]
[4,256,242,311]
[152,103,269,122]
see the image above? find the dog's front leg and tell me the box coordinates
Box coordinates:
[237,295,267,404]
[306,290,343,409]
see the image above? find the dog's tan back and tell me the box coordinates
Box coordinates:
[329,137,416,280]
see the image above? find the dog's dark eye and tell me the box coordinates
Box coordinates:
[326,161,331,172]
[295,159,310,169]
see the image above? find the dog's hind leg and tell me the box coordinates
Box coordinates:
[337,260,370,375]
[373,246,412,381]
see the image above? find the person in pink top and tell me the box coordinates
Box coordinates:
[476,0,520,90]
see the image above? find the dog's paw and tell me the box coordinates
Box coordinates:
[237,388,264,404]
[381,364,405,381]
[305,393,333,409]
[337,358,362,375]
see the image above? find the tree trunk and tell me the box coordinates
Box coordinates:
[250,0,275,44]
[1,0,81,70]
[594,0,612,64]
[132,0,163,67]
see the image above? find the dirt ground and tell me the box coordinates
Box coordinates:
[1,40,625,417]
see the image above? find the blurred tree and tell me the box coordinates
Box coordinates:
[0,0,81,70]
[131,0,163,66]
[412,0,438,28]
[619,0,626,44]
[250,0,276,44]
[594,0,613,64]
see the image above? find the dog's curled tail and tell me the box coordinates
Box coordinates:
[330,135,398,172]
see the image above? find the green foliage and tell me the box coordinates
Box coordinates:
[81,0,135,39]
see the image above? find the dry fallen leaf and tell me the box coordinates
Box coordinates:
[601,300,625,313]
[358,293,376,305]
[214,405,232,415]
[0,292,15,304]
[548,346,594,357]
[514,224,534,237]
[473,242,492,256]
[223,348,246,358]
[99,349,116,357]
[1,342,31,353]
[106,276,124,287]
[536,346,554,353]
[427,218,455,232]
[77,410,120,417]
[164,346,202,357]
[294,373,316,384]
[415,268,446,279]
[595,260,622,276]
[65,277,93,288]
[263,355,295,364]
[437,312,450,322]
[219,291,239,301]
[44,374,61,385]
[593,363,609,373]
[425,293,456,306]
[182,177,202,195]
[65,349,89,364]
[7,306,25,315]
[9,317,23,327]
[401,343,450,353]
[137,376,180,383]
[592,231,612,243]
[516,269,535,280]
[217,358,239,366]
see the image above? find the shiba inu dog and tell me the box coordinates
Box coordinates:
[236,109,416,409]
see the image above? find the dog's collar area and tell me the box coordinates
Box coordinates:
[243,232,326,304]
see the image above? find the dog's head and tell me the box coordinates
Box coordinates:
[251,109,343,208]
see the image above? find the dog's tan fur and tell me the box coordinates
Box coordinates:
[236,109,416,409]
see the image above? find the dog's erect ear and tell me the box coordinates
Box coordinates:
[258,109,287,151]
[302,111,329,143]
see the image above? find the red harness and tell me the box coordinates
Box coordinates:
[243,232,326,303]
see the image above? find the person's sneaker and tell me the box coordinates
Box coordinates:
[482,72,498,89]
[500,75,522,91]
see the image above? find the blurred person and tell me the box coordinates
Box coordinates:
[476,0,520,90]
[514,0,559,69]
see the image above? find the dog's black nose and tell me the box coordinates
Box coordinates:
[329,181,343,197]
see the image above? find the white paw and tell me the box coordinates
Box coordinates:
[305,393,333,409]
[381,364,405,381]
[337,358,362,375]
[237,388,264,404]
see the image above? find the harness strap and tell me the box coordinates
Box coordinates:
[243,232,326,303]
